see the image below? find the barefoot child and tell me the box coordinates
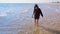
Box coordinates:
[32,4,43,26]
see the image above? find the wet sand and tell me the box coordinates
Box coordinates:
[18,24,56,34]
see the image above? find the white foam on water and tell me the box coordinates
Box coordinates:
[0,13,7,16]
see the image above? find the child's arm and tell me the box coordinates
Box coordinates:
[39,8,43,17]
[32,10,35,18]
[40,11,43,17]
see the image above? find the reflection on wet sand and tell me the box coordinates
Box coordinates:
[17,24,56,34]
[33,25,40,34]
[33,25,56,34]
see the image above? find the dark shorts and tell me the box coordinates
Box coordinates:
[34,15,40,19]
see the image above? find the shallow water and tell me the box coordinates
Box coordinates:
[0,3,60,34]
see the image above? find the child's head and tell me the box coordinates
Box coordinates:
[34,4,39,9]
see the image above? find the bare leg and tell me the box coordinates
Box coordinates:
[36,19,39,26]
[34,19,39,27]
[34,19,36,26]
[33,19,37,32]
[33,19,39,34]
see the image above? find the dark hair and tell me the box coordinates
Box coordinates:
[34,4,39,9]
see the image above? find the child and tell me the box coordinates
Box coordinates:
[32,4,43,26]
